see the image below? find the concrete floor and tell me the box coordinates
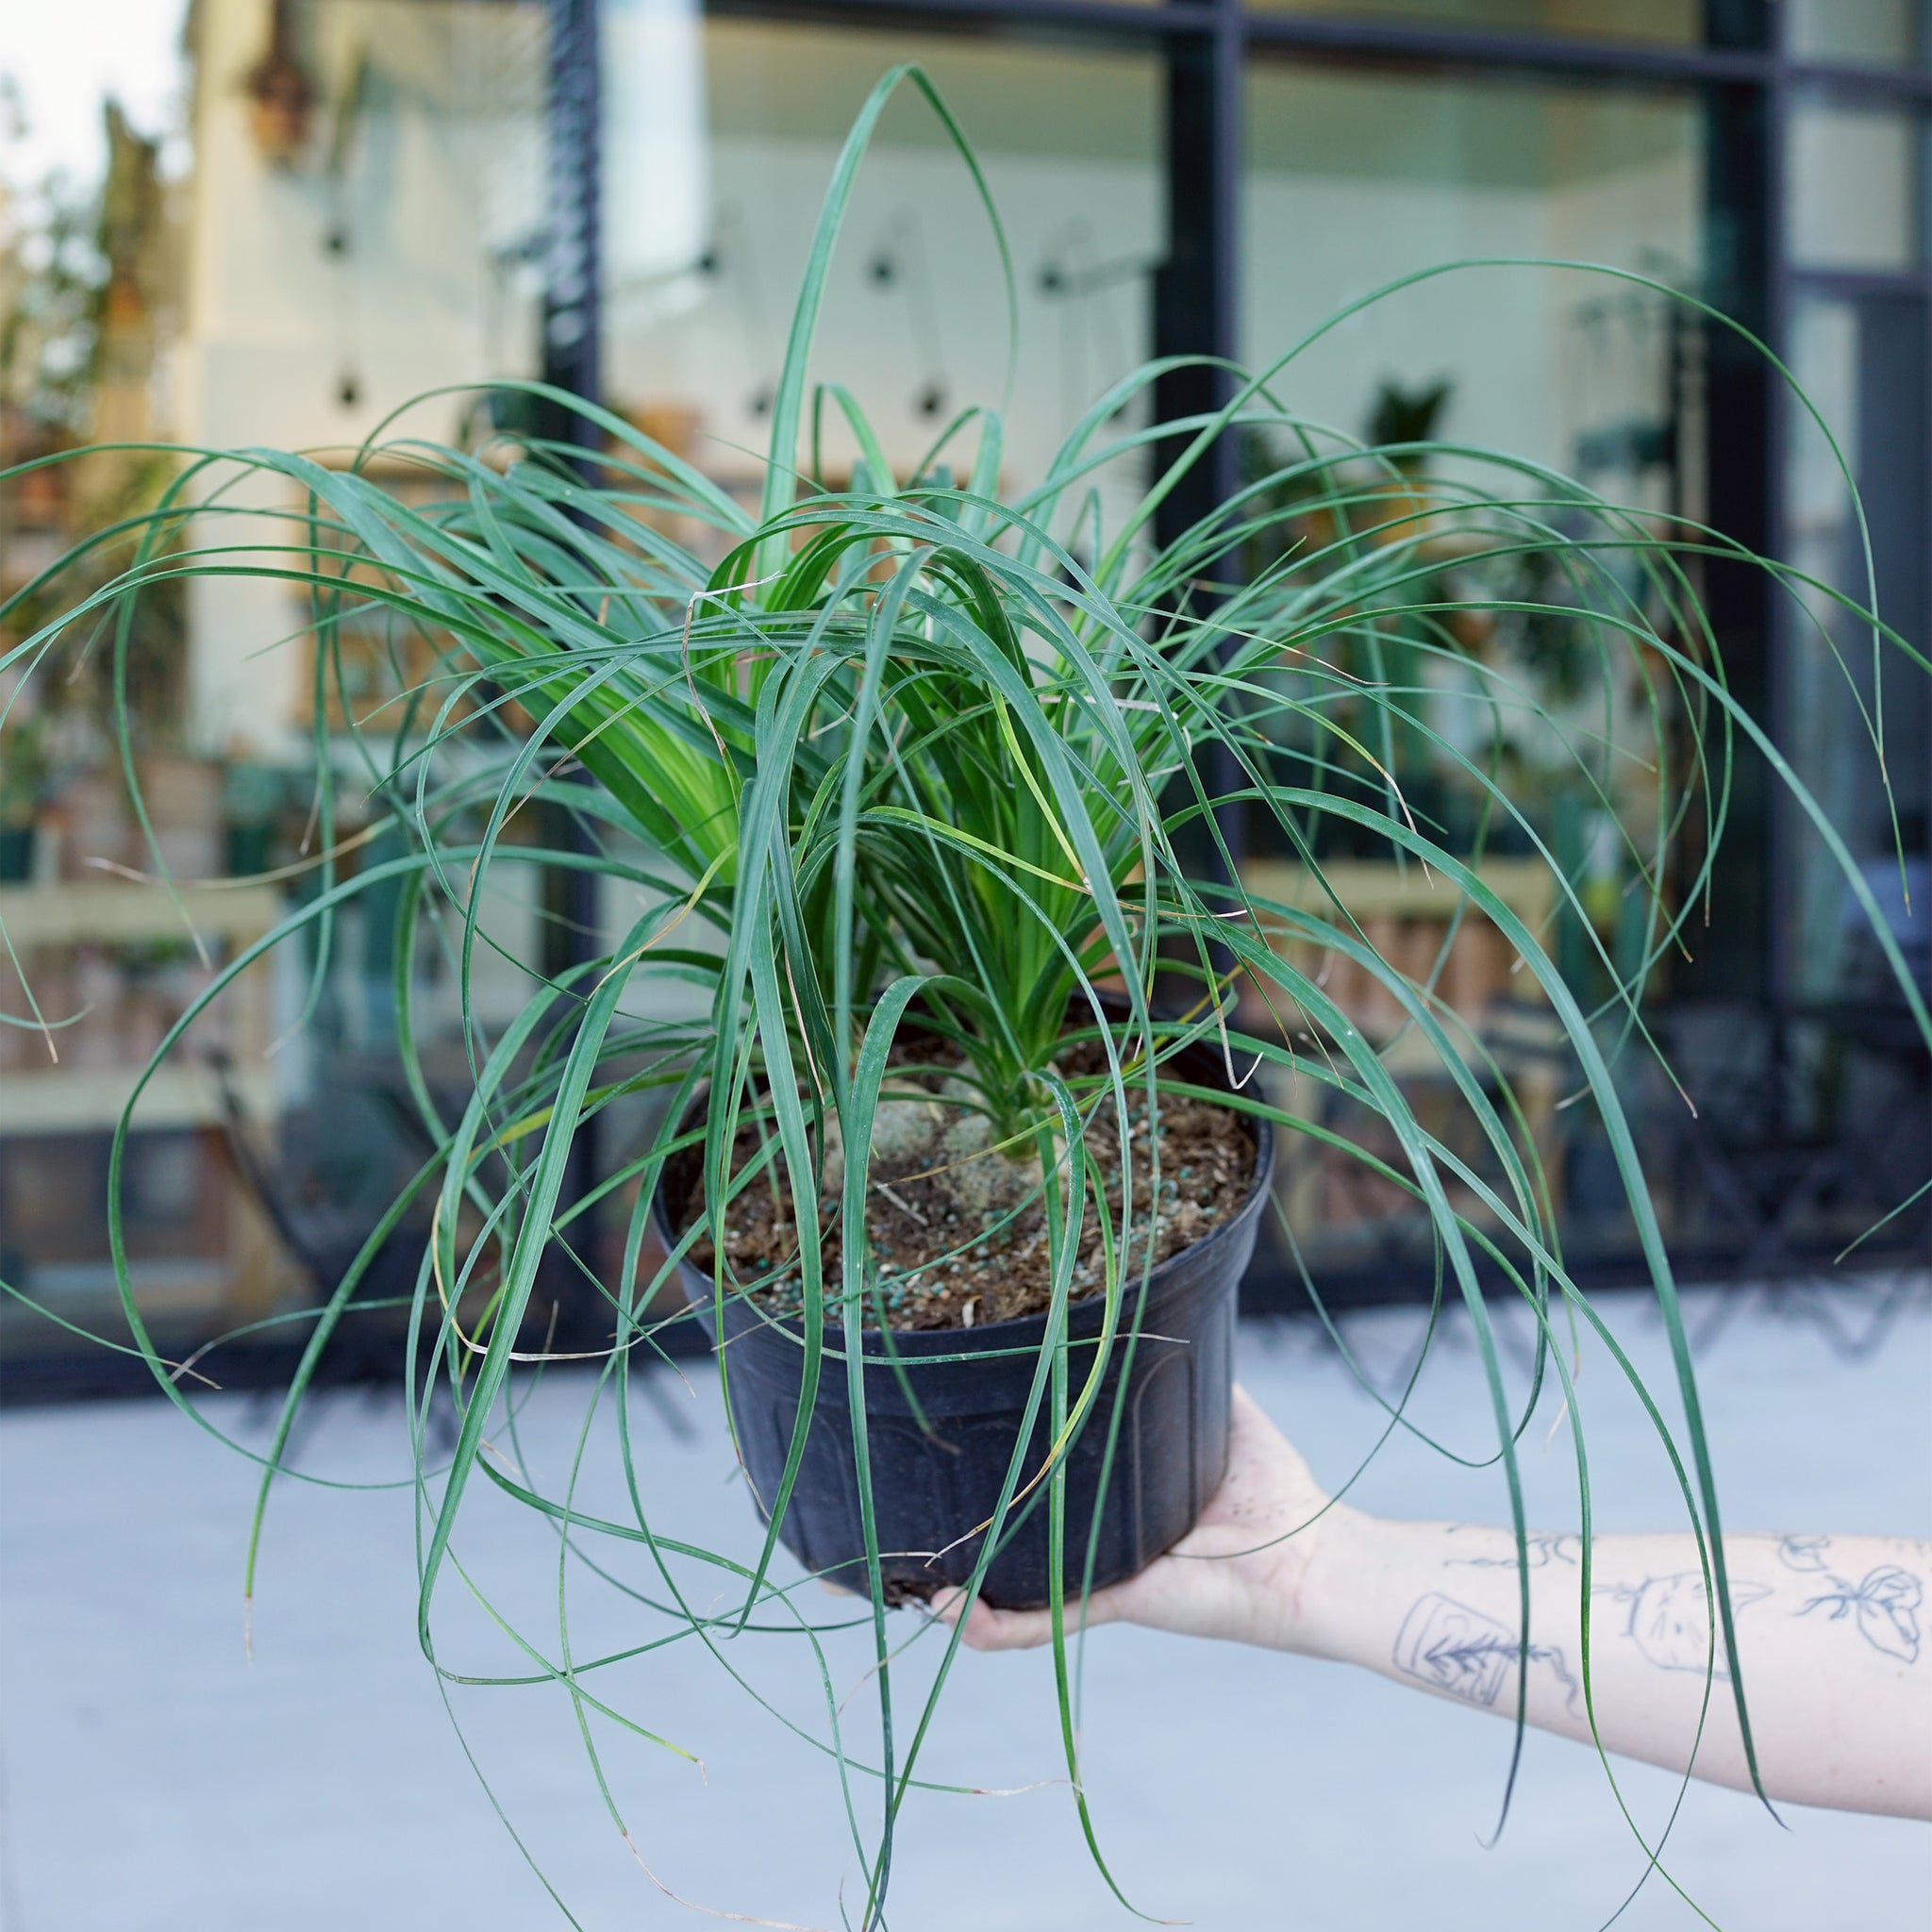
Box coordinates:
[3,1275,1927,1931]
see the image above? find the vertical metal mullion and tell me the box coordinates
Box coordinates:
[543,0,603,423]
[1208,3,1245,891]
[1763,1,1794,1025]
[1683,3,1779,1008]
[1155,0,1246,913]
[1203,0,1243,515]
[539,0,606,1335]
[1153,0,1241,535]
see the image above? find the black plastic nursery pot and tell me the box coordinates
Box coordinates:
[652,1037,1275,1611]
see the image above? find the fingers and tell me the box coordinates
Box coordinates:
[929,1586,1052,1650]
[929,1586,1119,1652]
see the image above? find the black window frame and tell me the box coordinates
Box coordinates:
[533,1,1932,1307]
[12,0,1927,1408]
[547,0,1924,965]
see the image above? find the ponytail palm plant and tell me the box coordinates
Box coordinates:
[5,65,1927,1926]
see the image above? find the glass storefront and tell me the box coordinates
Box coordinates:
[3,0,1927,1388]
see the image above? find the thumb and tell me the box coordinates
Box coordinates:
[929,1587,1116,1651]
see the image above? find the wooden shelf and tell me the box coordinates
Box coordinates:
[1,881,294,1324]
[0,880,283,947]
[1,881,286,1135]
[1240,856,1556,929]
[0,1062,279,1138]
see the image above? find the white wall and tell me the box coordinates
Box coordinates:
[178,0,544,756]
[1243,170,1565,470]
[1242,77,1703,488]
[608,137,1162,516]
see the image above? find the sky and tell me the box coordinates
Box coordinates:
[1,0,191,192]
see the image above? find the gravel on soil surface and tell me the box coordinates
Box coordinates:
[679,1048,1257,1331]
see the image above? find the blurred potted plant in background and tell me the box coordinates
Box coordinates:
[4,66,1926,1929]
[0,708,48,879]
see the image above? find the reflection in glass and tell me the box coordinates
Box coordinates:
[0,0,557,1369]
[1240,49,1707,913]
[1784,291,1932,1007]
[603,25,1161,525]
[602,0,708,317]
[1789,0,1929,68]
[1243,66,1702,492]
[1789,100,1927,269]
[1241,61,1709,1269]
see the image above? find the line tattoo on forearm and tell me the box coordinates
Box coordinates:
[1394,1593,1581,1711]
[1445,1529,1579,1571]
[1797,1567,1923,1663]
[1777,1534,1832,1574]
[1599,1573,1772,1674]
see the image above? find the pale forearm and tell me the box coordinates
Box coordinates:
[1300,1519,1932,1819]
[944,1392,1931,1822]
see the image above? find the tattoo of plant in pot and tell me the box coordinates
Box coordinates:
[1394,1593,1581,1711]
[1600,1573,1773,1674]
[1797,1568,1923,1664]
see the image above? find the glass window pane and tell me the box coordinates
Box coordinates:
[3,9,1167,1376]
[1,0,556,1375]
[1241,61,1709,1271]
[1784,290,1932,1007]
[1244,65,1703,496]
[605,21,1162,514]
[1789,0,1929,68]
[186,0,550,451]
[1789,99,1928,269]
[1245,0,1700,47]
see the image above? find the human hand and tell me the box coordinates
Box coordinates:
[933,1385,1354,1655]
